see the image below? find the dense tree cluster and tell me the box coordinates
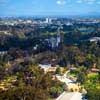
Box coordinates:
[0,22,100,99]
[86,88,100,100]
[0,64,65,100]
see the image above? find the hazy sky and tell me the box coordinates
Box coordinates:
[0,0,100,16]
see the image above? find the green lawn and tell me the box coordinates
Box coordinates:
[69,69,79,77]
[88,73,98,78]
[84,73,100,89]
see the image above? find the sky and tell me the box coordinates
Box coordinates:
[0,0,100,16]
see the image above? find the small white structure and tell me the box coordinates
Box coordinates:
[56,92,83,100]
[89,37,100,42]
[39,64,57,73]
[0,51,7,55]
[39,64,51,73]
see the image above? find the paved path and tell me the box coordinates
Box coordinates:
[56,75,75,86]
[56,92,83,100]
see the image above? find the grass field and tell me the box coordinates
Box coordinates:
[84,73,100,89]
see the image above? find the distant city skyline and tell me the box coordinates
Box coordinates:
[0,0,100,16]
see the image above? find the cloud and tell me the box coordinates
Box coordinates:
[76,0,83,3]
[85,0,95,4]
[56,0,100,5]
[76,0,96,4]
[57,0,66,5]
[0,0,9,5]
[97,1,100,4]
[0,0,8,3]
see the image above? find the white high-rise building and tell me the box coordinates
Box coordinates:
[45,18,52,24]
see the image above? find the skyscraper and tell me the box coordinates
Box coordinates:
[45,18,52,24]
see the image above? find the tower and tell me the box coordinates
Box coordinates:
[50,24,62,49]
[56,27,61,47]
